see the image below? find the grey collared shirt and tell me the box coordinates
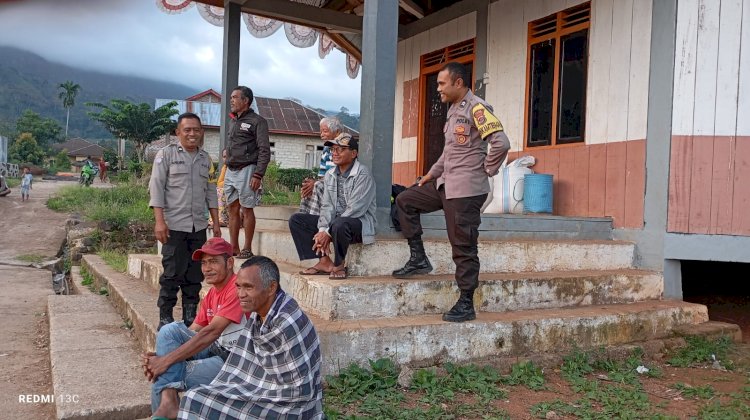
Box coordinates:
[148,143,218,233]
[428,90,511,199]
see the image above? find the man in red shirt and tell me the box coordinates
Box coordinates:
[142,237,248,419]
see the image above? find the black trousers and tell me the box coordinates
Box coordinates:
[158,228,206,310]
[395,182,487,292]
[288,213,362,266]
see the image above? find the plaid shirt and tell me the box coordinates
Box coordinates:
[298,180,325,216]
[178,290,323,419]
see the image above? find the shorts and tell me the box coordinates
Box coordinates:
[21,186,30,194]
[223,164,262,209]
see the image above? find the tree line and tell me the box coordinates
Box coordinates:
[2,80,178,173]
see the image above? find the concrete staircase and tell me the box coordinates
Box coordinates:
[44,210,735,419]
[119,224,711,376]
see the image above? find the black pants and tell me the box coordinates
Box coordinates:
[395,182,487,292]
[158,229,206,310]
[288,213,362,266]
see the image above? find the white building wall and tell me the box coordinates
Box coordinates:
[392,12,477,163]
[485,0,652,150]
[270,133,323,169]
[672,0,750,137]
[197,130,320,169]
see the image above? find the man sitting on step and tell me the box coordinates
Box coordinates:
[178,256,323,419]
[288,133,377,280]
[142,237,248,420]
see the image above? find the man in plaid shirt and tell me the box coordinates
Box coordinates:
[298,117,342,215]
[178,256,323,419]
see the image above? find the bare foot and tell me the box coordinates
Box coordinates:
[153,388,180,419]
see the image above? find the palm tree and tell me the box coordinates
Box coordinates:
[87,99,178,163]
[58,81,81,138]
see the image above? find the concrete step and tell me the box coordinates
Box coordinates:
[98,255,706,377]
[255,206,615,241]
[313,300,709,374]
[47,294,150,419]
[111,256,708,373]
[129,255,655,321]
[278,267,664,320]
[84,255,163,352]
[156,230,635,277]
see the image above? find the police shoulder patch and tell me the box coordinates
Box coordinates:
[471,103,503,139]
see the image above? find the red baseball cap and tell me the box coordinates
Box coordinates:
[192,237,233,261]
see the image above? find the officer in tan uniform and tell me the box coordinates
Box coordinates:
[393,62,510,322]
[149,112,222,330]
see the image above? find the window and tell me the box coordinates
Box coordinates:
[304,145,315,169]
[270,142,276,162]
[314,146,324,171]
[525,2,590,147]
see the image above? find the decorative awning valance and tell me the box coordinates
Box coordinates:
[155,0,361,78]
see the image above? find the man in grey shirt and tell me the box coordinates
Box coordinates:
[149,112,222,330]
[288,133,376,279]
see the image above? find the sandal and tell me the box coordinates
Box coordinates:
[329,267,348,280]
[236,249,254,259]
[299,266,331,275]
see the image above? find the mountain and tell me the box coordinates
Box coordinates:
[0,46,198,139]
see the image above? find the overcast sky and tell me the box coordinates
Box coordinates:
[0,0,362,112]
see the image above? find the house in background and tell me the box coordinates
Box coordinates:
[185,0,750,300]
[51,137,104,172]
[150,89,358,169]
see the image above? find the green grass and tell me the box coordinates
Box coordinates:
[261,188,301,206]
[668,336,734,369]
[533,348,674,419]
[98,249,128,273]
[6,177,21,188]
[79,266,94,292]
[16,253,45,264]
[324,358,513,419]
[674,382,716,399]
[324,344,750,419]
[47,182,152,229]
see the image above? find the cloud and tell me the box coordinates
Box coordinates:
[0,0,361,112]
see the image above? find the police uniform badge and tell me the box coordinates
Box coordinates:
[456,134,468,145]
[459,99,467,109]
[472,103,504,139]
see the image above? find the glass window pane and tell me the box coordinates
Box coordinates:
[557,29,588,143]
[528,40,556,147]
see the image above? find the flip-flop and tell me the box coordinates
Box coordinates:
[151,417,171,420]
[299,267,331,275]
[329,267,348,280]
[236,249,254,259]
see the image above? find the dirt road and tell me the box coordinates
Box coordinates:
[0,180,74,419]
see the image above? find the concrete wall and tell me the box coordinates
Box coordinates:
[201,129,320,169]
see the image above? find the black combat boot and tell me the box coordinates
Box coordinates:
[157,306,174,331]
[182,303,198,328]
[392,238,433,278]
[442,290,476,322]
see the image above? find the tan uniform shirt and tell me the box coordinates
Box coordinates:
[148,143,218,233]
[428,90,511,200]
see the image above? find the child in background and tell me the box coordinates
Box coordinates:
[20,167,33,202]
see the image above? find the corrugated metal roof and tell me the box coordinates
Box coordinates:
[155,96,358,136]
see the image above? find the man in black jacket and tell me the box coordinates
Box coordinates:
[224,86,271,259]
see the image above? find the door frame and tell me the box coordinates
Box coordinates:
[417,44,475,175]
